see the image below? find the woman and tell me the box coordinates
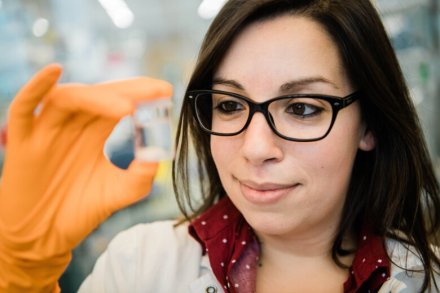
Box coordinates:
[0,0,439,292]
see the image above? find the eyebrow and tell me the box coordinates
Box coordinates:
[212,77,245,90]
[212,76,340,93]
[279,77,340,93]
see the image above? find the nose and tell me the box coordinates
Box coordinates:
[240,112,283,165]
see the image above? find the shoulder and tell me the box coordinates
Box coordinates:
[79,220,204,292]
[385,238,426,271]
[380,238,440,292]
[107,220,198,254]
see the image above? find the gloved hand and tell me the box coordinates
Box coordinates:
[0,64,173,292]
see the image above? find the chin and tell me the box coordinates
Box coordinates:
[242,210,303,237]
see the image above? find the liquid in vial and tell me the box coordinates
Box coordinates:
[133,99,173,162]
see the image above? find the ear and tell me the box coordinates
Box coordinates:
[359,127,375,151]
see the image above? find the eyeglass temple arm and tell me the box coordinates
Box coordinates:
[339,92,359,108]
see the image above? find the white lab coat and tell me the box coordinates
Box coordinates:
[78,221,439,293]
[79,221,221,292]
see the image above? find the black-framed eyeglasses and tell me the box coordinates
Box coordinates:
[187,89,360,142]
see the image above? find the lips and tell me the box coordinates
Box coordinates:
[238,179,299,205]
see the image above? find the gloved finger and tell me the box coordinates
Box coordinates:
[38,78,173,131]
[55,159,159,245]
[35,85,133,137]
[40,84,132,121]
[94,77,173,104]
[102,160,159,219]
[7,64,62,141]
[32,113,115,159]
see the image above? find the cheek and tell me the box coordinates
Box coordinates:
[295,126,362,194]
[211,137,232,176]
[211,137,240,197]
[297,145,350,181]
[291,146,355,221]
[210,137,222,165]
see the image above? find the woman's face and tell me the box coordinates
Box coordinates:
[210,15,375,241]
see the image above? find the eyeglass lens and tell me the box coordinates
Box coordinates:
[194,92,334,140]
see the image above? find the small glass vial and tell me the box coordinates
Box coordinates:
[133,99,174,162]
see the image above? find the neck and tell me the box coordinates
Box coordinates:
[255,223,355,268]
[255,226,355,293]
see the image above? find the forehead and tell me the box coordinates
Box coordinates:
[214,15,352,96]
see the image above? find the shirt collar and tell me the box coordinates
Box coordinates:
[189,197,257,292]
[189,197,390,293]
[344,224,391,292]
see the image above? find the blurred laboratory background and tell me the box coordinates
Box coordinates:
[0,0,439,291]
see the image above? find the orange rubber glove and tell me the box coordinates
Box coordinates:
[0,64,173,292]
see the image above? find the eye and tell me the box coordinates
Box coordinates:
[286,102,322,117]
[215,100,245,114]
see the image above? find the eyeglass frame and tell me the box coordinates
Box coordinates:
[187,89,360,142]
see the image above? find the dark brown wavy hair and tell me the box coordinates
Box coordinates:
[172,0,440,290]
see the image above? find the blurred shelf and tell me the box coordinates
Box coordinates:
[376,0,432,15]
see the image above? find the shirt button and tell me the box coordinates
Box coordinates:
[206,286,218,293]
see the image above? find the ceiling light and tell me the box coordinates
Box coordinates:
[32,18,50,37]
[97,0,134,29]
[198,0,227,19]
